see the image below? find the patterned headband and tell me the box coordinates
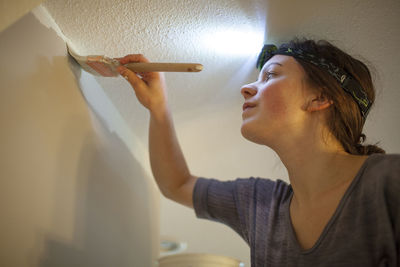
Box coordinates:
[256,44,371,119]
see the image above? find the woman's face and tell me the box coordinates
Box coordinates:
[240,55,311,145]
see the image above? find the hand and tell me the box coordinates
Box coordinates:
[115,54,168,113]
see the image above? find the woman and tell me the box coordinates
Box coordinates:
[116,38,399,266]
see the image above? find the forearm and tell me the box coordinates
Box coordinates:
[149,106,192,197]
[116,54,194,201]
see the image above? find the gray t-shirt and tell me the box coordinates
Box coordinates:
[193,153,400,266]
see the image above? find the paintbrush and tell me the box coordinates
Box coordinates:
[67,45,203,77]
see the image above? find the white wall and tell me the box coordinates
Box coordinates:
[0,12,159,267]
[0,0,44,32]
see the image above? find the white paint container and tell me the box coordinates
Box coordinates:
[156,253,245,267]
[159,236,188,257]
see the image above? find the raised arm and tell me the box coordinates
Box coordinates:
[116,54,197,208]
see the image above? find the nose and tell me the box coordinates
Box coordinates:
[240,83,257,99]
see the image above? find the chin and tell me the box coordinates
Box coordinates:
[240,124,265,145]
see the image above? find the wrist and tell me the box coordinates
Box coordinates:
[150,102,170,121]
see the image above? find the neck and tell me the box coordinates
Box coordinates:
[270,121,368,206]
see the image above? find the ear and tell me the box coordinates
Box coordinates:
[304,93,333,112]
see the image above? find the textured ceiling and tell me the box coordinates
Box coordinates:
[39,0,268,142]
[34,0,400,150]
[42,0,267,58]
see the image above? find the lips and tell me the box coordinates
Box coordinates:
[243,102,256,111]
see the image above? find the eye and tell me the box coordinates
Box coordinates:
[263,71,275,81]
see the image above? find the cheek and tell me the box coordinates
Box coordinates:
[261,85,288,116]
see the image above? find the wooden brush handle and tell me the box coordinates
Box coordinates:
[124,62,203,72]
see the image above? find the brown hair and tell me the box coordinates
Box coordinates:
[280,37,385,155]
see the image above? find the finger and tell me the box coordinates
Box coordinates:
[117,66,146,91]
[141,71,161,84]
[116,54,150,65]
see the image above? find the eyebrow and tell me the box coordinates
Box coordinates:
[264,62,283,69]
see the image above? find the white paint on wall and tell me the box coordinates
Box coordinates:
[0,11,159,267]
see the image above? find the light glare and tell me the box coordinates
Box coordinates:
[202,29,264,56]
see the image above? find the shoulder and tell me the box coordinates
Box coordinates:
[359,153,400,198]
[195,176,277,193]
[367,153,400,165]
[230,177,292,206]
[363,153,400,179]
[235,177,292,198]
[194,176,290,200]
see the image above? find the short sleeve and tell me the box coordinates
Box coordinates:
[192,177,259,245]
